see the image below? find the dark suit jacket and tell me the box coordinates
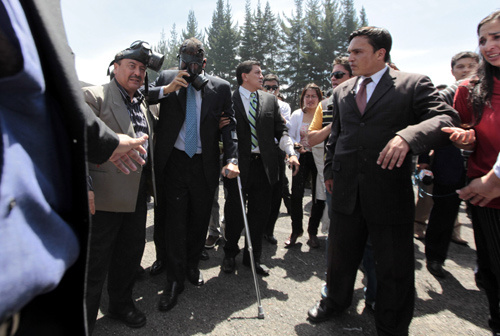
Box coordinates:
[232,88,289,187]
[2,1,118,334]
[324,68,459,225]
[148,70,238,191]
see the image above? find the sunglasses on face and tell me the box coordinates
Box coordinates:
[331,71,346,79]
[263,85,279,90]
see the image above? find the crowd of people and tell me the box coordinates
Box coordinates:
[2,2,500,336]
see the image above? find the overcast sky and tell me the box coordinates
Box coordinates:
[61,0,499,87]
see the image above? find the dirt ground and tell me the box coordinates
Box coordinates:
[94,181,491,336]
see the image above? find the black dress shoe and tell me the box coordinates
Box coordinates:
[186,268,204,286]
[159,282,185,312]
[222,256,236,274]
[108,306,146,328]
[150,260,164,276]
[200,249,210,261]
[242,259,270,276]
[284,232,302,248]
[263,234,278,245]
[427,260,446,278]
[307,300,337,323]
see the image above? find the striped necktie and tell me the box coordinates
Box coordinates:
[249,92,259,150]
[185,85,197,157]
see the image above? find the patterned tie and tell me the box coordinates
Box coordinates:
[356,77,372,115]
[185,85,197,157]
[248,92,259,150]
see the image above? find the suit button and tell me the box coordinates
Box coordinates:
[358,146,364,150]
[360,123,365,127]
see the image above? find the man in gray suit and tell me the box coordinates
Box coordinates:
[307,27,459,335]
[83,42,157,331]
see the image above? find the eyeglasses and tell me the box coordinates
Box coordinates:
[331,71,346,79]
[263,85,279,90]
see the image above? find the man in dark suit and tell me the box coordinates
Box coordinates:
[0,1,147,335]
[148,38,239,312]
[222,60,299,276]
[307,27,459,335]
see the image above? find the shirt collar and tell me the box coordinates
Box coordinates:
[359,65,388,86]
[239,85,254,100]
[114,78,144,104]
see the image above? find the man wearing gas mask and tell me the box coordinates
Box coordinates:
[147,37,239,312]
[83,41,162,331]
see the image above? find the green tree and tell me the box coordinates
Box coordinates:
[302,0,325,89]
[258,1,282,74]
[280,0,307,110]
[239,0,256,62]
[359,6,368,27]
[164,24,180,69]
[320,0,344,76]
[340,0,358,49]
[182,10,204,42]
[205,0,240,86]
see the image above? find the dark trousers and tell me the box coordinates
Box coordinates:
[425,182,462,263]
[158,149,214,285]
[291,151,325,236]
[224,156,272,263]
[86,174,147,332]
[265,149,290,236]
[470,205,500,332]
[326,201,414,336]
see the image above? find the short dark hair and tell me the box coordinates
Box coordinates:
[451,51,479,69]
[236,60,261,86]
[178,37,205,57]
[263,73,280,86]
[332,56,352,76]
[349,26,392,63]
[300,83,323,110]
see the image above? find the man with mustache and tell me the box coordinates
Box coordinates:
[83,42,157,332]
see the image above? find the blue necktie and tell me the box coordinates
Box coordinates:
[185,85,197,157]
[249,92,258,150]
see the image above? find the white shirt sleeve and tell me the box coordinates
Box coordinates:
[494,152,500,178]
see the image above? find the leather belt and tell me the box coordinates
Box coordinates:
[250,153,261,160]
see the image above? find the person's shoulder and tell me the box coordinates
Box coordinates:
[82,82,108,98]
[207,74,230,87]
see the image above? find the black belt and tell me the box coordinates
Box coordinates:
[250,153,261,160]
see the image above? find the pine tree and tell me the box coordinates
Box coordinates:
[205,0,240,86]
[182,10,204,42]
[239,0,256,62]
[359,6,368,27]
[320,0,344,74]
[280,0,307,110]
[164,24,180,69]
[302,0,325,89]
[340,0,358,50]
[259,1,282,74]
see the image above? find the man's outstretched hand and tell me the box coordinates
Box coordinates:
[109,134,148,174]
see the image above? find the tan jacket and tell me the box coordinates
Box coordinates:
[83,80,155,212]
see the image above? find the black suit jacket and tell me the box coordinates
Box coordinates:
[148,70,238,191]
[232,88,289,187]
[325,68,459,225]
[7,1,118,335]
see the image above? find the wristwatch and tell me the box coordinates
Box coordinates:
[227,158,238,165]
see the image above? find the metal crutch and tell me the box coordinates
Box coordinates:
[234,173,265,319]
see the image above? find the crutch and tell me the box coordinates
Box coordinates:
[233,173,265,319]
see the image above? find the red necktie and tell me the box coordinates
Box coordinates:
[356,77,372,115]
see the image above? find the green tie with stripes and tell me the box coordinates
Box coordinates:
[249,92,258,150]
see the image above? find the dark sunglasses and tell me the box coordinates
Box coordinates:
[331,71,346,79]
[263,85,279,90]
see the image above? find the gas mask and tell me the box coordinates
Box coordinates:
[178,52,208,91]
